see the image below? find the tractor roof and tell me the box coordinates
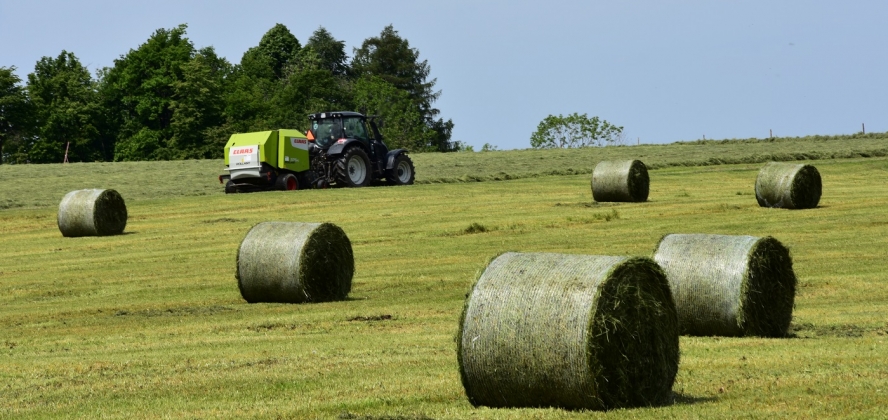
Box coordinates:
[307,111,365,120]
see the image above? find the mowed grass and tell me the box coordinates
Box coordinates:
[2,131,887,209]
[1,156,887,418]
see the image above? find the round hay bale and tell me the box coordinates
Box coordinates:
[755,162,821,209]
[591,160,649,202]
[652,234,796,337]
[237,222,353,303]
[57,189,127,237]
[457,252,679,410]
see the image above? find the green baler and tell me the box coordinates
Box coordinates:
[219,129,310,192]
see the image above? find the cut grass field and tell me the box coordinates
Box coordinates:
[1,142,888,418]
[2,131,887,209]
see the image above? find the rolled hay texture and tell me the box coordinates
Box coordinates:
[591,160,650,202]
[652,234,796,337]
[237,222,353,303]
[57,189,127,237]
[755,162,821,209]
[457,252,679,410]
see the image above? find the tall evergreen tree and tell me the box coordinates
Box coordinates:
[0,67,32,164]
[26,51,102,163]
[351,25,454,151]
[305,27,349,77]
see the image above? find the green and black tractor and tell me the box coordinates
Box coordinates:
[219,111,415,193]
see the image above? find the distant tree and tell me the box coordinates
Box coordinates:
[240,23,301,80]
[481,143,499,152]
[223,23,310,135]
[165,47,232,159]
[351,25,454,151]
[0,67,32,164]
[306,27,349,77]
[352,25,436,111]
[351,75,429,150]
[26,51,103,163]
[271,47,351,127]
[99,24,196,161]
[530,113,623,148]
[452,141,473,152]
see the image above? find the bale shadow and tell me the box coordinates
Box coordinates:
[671,392,718,406]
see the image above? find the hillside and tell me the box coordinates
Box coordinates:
[1,136,887,418]
[1,132,886,209]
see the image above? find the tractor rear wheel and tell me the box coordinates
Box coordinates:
[276,173,299,191]
[334,147,371,187]
[386,154,415,185]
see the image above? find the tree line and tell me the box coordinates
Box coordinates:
[0,23,458,164]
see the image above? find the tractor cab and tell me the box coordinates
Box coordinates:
[308,112,380,149]
[307,112,393,173]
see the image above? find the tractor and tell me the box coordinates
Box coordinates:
[219,111,415,193]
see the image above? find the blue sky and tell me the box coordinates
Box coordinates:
[1,0,885,150]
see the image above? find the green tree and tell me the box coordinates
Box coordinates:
[26,51,103,163]
[0,67,33,164]
[306,27,349,77]
[168,47,232,158]
[274,47,351,123]
[98,24,196,161]
[352,25,436,111]
[223,23,307,135]
[351,25,454,151]
[240,23,301,80]
[530,113,623,149]
[351,75,429,150]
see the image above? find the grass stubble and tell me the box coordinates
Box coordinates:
[0,154,887,418]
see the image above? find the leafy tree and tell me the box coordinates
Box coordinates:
[351,25,454,151]
[0,67,32,164]
[168,47,231,158]
[271,47,351,129]
[26,51,103,163]
[240,23,301,81]
[223,24,306,135]
[351,75,428,150]
[99,24,196,161]
[530,113,623,148]
[306,27,349,77]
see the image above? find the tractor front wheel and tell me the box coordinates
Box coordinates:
[334,147,371,187]
[386,154,415,185]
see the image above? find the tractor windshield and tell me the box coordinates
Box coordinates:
[311,118,343,148]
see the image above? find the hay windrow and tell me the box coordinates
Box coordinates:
[236,222,353,303]
[57,189,127,237]
[591,160,650,202]
[755,162,822,209]
[652,234,796,337]
[457,252,678,410]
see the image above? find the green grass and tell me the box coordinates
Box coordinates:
[1,148,888,418]
[2,132,887,209]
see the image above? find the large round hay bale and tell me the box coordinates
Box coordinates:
[237,222,353,303]
[57,189,127,237]
[652,234,796,337]
[591,160,649,202]
[755,162,821,209]
[457,252,679,410]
